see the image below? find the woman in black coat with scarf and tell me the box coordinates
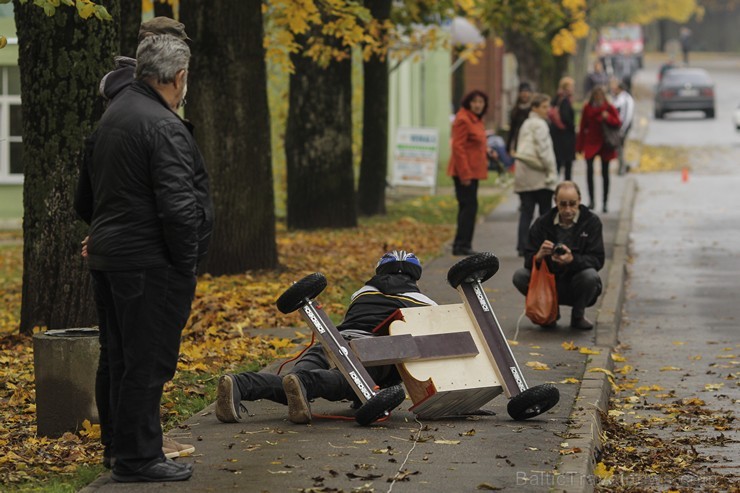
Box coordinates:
[549,77,576,180]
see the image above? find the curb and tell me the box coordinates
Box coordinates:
[555,177,637,493]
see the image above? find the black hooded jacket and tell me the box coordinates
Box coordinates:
[337,273,436,336]
[74,80,213,274]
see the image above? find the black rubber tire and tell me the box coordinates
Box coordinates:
[354,385,406,426]
[654,107,662,120]
[275,272,327,314]
[507,383,560,420]
[447,252,500,288]
[705,109,715,119]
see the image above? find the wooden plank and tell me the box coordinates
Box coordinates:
[349,332,479,366]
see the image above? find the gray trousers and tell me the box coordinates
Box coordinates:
[512,267,602,319]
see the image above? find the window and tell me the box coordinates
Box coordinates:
[0,65,22,183]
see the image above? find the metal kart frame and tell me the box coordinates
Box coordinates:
[275,253,559,425]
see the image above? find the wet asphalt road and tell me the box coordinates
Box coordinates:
[611,55,740,488]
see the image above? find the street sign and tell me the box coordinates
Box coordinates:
[392,127,439,191]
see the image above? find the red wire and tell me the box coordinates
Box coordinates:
[276,331,316,375]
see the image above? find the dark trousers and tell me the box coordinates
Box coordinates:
[90,267,195,472]
[586,157,610,208]
[232,344,401,406]
[557,158,573,181]
[452,177,479,251]
[512,267,602,319]
[516,189,554,254]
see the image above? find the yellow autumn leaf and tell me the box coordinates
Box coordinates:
[560,378,580,384]
[562,341,578,351]
[434,439,461,445]
[660,366,682,371]
[615,365,633,375]
[594,462,614,479]
[579,347,601,355]
[588,367,615,378]
[682,397,705,406]
[611,353,626,362]
[526,361,550,371]
[672,341,685,346]
[704,383,723,391]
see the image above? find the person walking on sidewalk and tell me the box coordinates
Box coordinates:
[75,35,213,483]
[512,181,604,331]
[448,90,490,256]
[576,86,621,212]
[506,82,533,154]
[609,79,635,175]
[215,251,436,425]
[513,93,558,257]
[549,77,576,180]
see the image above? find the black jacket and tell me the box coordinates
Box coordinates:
[338,274,436,335]
[75,80,213,274]
[523,205,604,280]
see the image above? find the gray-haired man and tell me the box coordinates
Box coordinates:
[76,35,212,482]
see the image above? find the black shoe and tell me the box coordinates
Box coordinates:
[452,247,479,256]
[571,316,594,331]
[111,458,193,483]
[283,374,312,424]
[602,204,608,213]
[216,374,247,423]
[588,202,595,210]
[539,321,558,329]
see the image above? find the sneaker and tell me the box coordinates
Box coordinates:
[283,374,311,424]
[216,374,246,423]
[162,437,195,459]
[571,316,594,331]
[111,458,192,483]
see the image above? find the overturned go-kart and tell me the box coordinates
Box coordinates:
[275,252,559,425]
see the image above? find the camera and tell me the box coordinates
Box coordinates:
[553,243,567,255]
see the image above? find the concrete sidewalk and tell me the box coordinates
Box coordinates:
[83,171,634,493]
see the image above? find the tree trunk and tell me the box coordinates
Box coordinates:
[119,0,142,57]
[13,0,119,334]
[285,34,356,230]
[180,0,277,274]
[153,0,174,19]
[357,0,391,217]
[505,30,543,90]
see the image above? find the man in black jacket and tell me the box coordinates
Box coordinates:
[215,251,436,425]
[75,35,212,483]
[512,181,604,330]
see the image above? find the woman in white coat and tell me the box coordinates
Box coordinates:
[513,93,558,256]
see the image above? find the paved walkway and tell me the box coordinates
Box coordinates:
[82,168,633,493]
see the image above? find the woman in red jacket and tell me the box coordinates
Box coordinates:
[576,86,621,212]
[447,90,489,256]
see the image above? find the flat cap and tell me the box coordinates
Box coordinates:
[138,16,190,42]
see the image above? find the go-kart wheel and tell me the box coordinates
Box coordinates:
[275,272,327,314]
[506,383,560,420]
[447,252,500,288]
[354,385,406,426]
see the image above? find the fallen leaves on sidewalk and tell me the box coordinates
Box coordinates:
[0,211,458,486]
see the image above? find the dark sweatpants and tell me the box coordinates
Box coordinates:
[512,267,602,319]
[232,344,401,405]
[91,267,195,472]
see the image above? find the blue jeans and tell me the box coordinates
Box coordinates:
[91,266,195,472]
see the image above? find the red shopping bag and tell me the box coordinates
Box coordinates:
[525,258,558,325]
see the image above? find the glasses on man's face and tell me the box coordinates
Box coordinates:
[558,200,578,208]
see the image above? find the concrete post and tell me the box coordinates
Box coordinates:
[33,329,100,437]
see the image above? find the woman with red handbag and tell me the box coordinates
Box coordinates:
[576,86,621,213]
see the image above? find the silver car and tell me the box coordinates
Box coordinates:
[654,68,715,119]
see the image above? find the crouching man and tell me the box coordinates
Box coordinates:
[512,181,604,330]
[216,251,436,424]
